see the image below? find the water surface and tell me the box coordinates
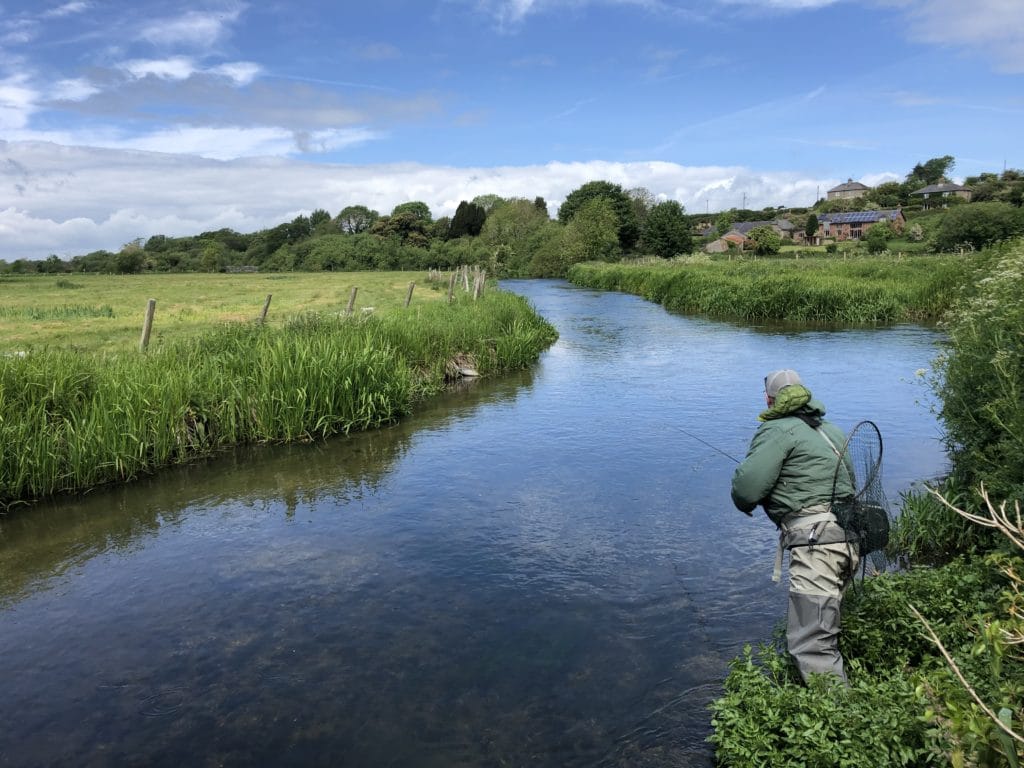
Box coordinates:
[0,279,947,767]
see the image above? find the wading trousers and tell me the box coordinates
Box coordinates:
[779,510,859,684]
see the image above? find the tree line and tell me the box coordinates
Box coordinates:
[3,156,1022,276]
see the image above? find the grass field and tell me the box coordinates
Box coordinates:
[0,271,449,353]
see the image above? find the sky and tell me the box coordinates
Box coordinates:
[1,0,1022,260]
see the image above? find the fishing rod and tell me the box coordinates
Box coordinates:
[669,425,742,464]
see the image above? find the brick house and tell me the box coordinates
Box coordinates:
[817,209,905,241]
[827,179,870,201]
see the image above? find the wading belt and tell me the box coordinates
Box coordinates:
[772,505,836,583]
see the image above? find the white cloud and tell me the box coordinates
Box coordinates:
[120,57,198,81]
[209,61,262,86]
[50,78,101,102]
[0,75,38,130]
[0,141,856,259]
[42,2,92,18]
[718,0,841,8]
[138,7,244,48]
[900,0,1024,73]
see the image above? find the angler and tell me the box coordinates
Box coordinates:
[730,369,860,685]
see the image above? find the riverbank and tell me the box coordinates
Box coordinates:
[568,254,973,324]
[708,240,1024,766]
[0,290,557,508]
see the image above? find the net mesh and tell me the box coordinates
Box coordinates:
[831,420,892,574]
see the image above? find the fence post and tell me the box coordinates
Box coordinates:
[405,281,416,307]
[139,299,156,352]
[463,265,470,292]
[259,294,272,324]
[346,286,358,316]
[447,272,456,303]
[474,269,486,300]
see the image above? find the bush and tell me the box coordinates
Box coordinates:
[932,203,1024,252]
[937,239,1024,502]
[709,645,936,766]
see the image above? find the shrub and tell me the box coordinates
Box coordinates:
[936,239,1024,502]
[932,203,1024,252]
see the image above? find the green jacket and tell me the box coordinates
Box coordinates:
[731,386,853,526]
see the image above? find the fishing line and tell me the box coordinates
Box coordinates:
[667,425,742,464]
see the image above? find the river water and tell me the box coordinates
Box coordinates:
[0,279,947,767]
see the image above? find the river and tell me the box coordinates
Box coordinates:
[0,279,947,767]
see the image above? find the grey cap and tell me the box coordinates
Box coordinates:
[765,369,802,398]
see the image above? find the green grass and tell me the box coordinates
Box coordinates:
[569,254,974,324]
[0,271,448,353]
[0,289,557,507]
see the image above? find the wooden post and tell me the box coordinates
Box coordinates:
[259,294,272,324]
[475,269,486,300]
[346,286,358,316]
[139,299,156,352]
[447,272,456,303]
[463,265,470,291]
[405,281,415,307]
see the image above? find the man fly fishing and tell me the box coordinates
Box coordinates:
[730,369,859,684]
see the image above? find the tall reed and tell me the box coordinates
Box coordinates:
[0,291,557,507]
[568,255,973,324]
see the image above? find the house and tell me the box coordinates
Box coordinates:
[827,179,870,201]
[817,209,905,241]
[704,231,748,253]
[912,181,972,209]
[730,219,795,239]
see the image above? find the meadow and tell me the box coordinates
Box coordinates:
[0,272,557,506]
[0,271,447,353]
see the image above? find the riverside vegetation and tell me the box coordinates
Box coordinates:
[0,281,557,507]
[708,239,1024,766]
[567,254,972,325]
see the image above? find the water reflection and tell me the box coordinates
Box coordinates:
[0,280,947,767]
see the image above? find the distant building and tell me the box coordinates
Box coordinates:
[730,219,796,239]
[817,209,905,241]
[912,181,972,208]
[705,231,748,253]
[827,179,871,201]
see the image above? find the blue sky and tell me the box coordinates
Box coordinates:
[1,0,1022,259]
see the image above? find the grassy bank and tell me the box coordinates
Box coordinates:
[709,240,1024,766]
[0,290,557,507]
[0,271,450,353]
[568,255,973,324]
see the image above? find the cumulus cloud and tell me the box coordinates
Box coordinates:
[119,57,198,81]
[0,140,847,259]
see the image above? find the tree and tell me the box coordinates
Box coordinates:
[335,205,379,234]
[448,201,487,238]
[471,194,505,213]
[804,213,819,241]
[561,197,620,264]
[747,226,782,256]
[391,201,432,223]
[308,208,332,232]
[906,155,955,188]
[533,197,549,216]
[558,180,639,251]
[642,200,691,258]
[715,210,736,236]
[933,202,1024,251]
[628,186,655,233]
[866,181,905,208]
[479,198,550,276]
[863,222,891,254]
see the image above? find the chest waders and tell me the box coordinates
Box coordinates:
[774,428,860,685]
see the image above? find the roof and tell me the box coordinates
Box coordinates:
[819,209,903,224]
[731,219,792,235]
[827,179,870,193]
[912,182,971,195]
